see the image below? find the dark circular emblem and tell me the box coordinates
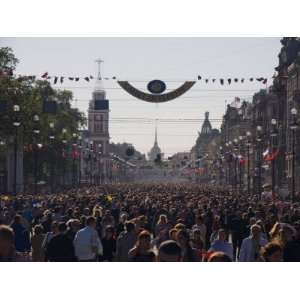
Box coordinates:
[147,80,166,94]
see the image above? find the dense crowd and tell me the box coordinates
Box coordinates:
[1,183,300,262]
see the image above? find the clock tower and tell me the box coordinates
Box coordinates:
[87,59,110,183]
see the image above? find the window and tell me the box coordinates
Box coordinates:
[94,122,103,133]
[95,114,103,121]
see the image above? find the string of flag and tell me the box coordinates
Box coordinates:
[1,68,272,85]
[197,76,269,85]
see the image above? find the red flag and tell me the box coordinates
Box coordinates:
[265,149,279,161]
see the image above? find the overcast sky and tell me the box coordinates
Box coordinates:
[0,37,281,156]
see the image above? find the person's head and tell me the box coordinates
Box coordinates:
[72,219,81,232]
[279,225,295,244]
[83,207,90,216]
[66,208,73,217]
[51,221,59,234]
[158,240,182,262]
[192,228,202,240]
[33,224,44,236]
[93,209,102,218]
[174,223,186,231]
[0,225,15,257]
[125,221,135,233]
[13,214,21,224]
[120,213,128,224]
[249,217,256,226]
[158,214,168,225]
[191,229,204,249]
[137,230,151,250]
[269,222,281,240]
[196,215,203,224]
[251,224,261,239]
[208,251,232,262]
[86,216,96,228]
[44,210,52,220]
[58,222,67,234]
[176,229,189,248]
[261,242,283,262]
[217,229,226,242]
[294,222,300,239]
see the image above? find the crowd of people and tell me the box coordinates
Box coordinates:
[1,182,300,262]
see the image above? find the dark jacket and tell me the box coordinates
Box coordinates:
[10,222,31,252]
[46,233,77,262]
[283,239,300,262]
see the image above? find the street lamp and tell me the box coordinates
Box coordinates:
[233,138,239,191]
[290,108,298,202]
[246,131,252,194]
[238,135,244,191]
[89,141,94,185]
[270,118,278,194]
[49,122,55,193]
[256,125,263,201]
[13,104,21,195]
[33,114,40,194]
[62,128,67,188]
[98,143,103,185]
[71,133,78,187]
[77,135,82,186]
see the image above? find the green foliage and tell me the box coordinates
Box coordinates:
[0,47,87,184]
[0,47,19,71]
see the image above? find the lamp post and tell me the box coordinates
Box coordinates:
[72,133,78,187]
[62,128,67,188]
[233,138,239,191]
[228,141,233,187]
[89,141,94,185]
[219,146,223,186]
[32,114,40,194]
[256,125,263,201]
[98,143,102,185]
[13,104,21,195]
[290,108,298,202]
[49,122,55,193]
[270,119,278,194]
[225,142,229,185]
[246,131,252,195]
[77,135,82,186]
[238,135,244,191]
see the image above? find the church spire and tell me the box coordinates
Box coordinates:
[94,58,105,93]
[200,111,212,135]
[154,125,158,146]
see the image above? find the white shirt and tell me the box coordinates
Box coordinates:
[239,236,268,262]
[73,226,103,261]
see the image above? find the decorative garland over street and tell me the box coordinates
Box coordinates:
[117,80,196,103]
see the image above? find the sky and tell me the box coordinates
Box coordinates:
[0,37,282,156]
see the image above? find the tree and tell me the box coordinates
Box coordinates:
[0,47,86,192]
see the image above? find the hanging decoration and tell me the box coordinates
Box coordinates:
[117,80,196,103]
[147,80,166,94]
[8,71,271,87]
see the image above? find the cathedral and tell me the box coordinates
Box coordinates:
[191,111,220,161]
[148,127,164,162]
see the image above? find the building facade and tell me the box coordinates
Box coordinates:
[80,75,111,184]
